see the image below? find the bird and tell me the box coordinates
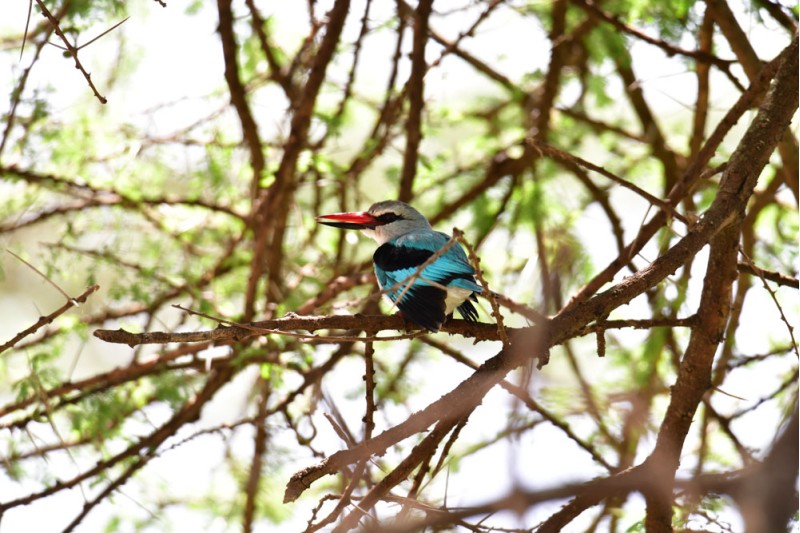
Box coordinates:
[316,200,483,332]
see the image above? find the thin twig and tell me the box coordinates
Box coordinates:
[6,249,71,300]
[48,17,129,52]
[35,0,108,103]
[0,283,99,355]
[456,232,509,347]
[738,249,799,358]
[528,139,688,225]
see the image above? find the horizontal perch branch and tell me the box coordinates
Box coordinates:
[93,313,516,346]
[93,312,703,349]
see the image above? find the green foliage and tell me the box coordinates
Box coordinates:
[67,390,127,442]
[14,349,62,403]
[607,0,699,40]
[103,515,122,533]
[585,72,614,108]
[625,520,646,532]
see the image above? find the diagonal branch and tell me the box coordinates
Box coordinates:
[560,39,794,312]
[246,0,351,319]
[0,365,235,513]
[398,0,433,202]
[0,284,99,355]
[35,0,108,103]
[216,0,266,203]
[574,0,735,69]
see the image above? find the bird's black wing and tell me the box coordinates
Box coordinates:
[373,243,448,331]
[457,297,480,322]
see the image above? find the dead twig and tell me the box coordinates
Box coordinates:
[34,0,112,103]
[0,279,99,355]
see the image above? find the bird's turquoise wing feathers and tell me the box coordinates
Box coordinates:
[375,231,482,295]
[373,229,483,330]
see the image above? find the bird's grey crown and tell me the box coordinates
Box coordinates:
[361,200,432,245]
[367,201,427,221]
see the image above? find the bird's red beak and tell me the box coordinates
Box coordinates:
[316,211,381,230]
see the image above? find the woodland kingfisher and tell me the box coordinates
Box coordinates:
[316,200,482,332]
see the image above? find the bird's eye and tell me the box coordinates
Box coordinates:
[377,212,401,223]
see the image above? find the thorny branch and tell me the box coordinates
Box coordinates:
[0,284,99,355]
[34,0,109,103]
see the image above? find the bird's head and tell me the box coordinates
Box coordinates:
[316,200,431,245]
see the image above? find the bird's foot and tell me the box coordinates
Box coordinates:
[393,311,441,333]
[393,311,415,332]
[441,312,455,333]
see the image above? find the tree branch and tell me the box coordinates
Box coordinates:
[398,0,433,202]
[93,313,513,346]
[0,284,99,355]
